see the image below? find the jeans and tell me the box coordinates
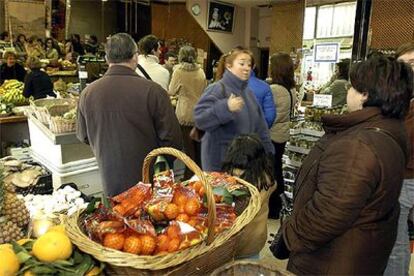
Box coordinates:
[384,178,414,276]
[268,141,286,218]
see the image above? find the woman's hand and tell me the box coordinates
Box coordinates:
[227,93,244,112]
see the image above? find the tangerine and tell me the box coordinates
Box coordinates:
[178,204,185,214]
[185,198,201,216]
[140,235,156,255]
[173,193,187,206]
[103,233,125,250]
[166,225,181,239]
[123,235,142,254]
[192,182,202,193]
[168,238,181,253]
[176,213,190,223]
[164,203,179,220]
[157,234,170,252]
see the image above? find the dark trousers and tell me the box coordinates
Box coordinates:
[269,141,287,218]
[180,125,201,179]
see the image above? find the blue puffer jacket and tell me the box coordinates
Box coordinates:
[194,70,274,172]
[248,71,276,128]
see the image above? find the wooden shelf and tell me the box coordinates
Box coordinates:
[0,115,27,125]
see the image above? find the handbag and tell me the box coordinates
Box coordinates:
[268,193,291,259]
[189,127,204,142]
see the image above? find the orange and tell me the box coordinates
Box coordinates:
[184,198,201,216]
[173,193,187,206]
[168,238,181,253]
[187,219,198,227]
[198,186,205,197]
[164,203,179,220]
[166,225,181,240]
[176,213,190,223]
[103,233,125,250]
[140,235,156,255]
[177,204,185,214]
[123,235,142,254]
[113,204,126,216]
[157,234,170,252]
[192,182,202,193]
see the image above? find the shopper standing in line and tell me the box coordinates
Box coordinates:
[76,33,183,196]
[136,35,170,91]
[163,51,178,76]
[194,47,274,172]
[248,64,276,128]
[267,53,296,219]
[273,56,412,275]
[384,41,414,276]
[168,46,206,177]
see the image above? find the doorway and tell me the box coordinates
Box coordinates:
[206,41,222,81]
[259,48,269,80]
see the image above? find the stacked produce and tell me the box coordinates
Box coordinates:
[82,171,249,256]
[24,185,88,218]
[0,101,13,116]
[1,157,48,191]
[0,80,29,106]
[0,226,103,276]
[0,167,30,244]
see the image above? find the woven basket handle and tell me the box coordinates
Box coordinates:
[142,147,217,245]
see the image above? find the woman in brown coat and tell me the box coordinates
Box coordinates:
[274,56,413,274]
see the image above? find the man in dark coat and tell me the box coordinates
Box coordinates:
[76,33,183,196]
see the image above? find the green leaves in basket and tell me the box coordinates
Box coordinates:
[230,189,249,198]
[85,197,101,214]
[212,186,233,205]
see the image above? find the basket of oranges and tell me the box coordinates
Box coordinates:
[64,147,261,275]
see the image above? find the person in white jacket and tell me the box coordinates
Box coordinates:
[136,35,170,90]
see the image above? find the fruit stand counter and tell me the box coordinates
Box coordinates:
[0,115,29,157]
[47,70,78,84]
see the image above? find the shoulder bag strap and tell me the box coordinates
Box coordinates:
[285,87,294,120]
[137,64,152,80]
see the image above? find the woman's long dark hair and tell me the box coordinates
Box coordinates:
[269,52,295,90]
[222,134,275,191]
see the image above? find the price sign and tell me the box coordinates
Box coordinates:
[313,94,332,108]
[314,43,340,63]
[78,71,88,79]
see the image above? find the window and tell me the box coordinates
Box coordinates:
[303,7,316,40]
[316,2,356,38]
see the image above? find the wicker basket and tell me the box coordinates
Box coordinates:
[211,259,294,276]
[47,105,76,134]
[64,147,262,275]
[30,98,77,125]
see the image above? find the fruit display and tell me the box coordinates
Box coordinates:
[0,226,104,275]
[0,101,13,116]
[1,157,48,190]
[61,60,77,70]
[24,185,88,218]
[82,171,248,256]
[304,105,346,121]
[0,167,30,244]
[286,151,307,164]
[0,80,29,106]
[63,108,77,120]
[289,135,319,150]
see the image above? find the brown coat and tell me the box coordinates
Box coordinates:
[282,107,408,275]
[77,65,183,196]
[405,101,414,178]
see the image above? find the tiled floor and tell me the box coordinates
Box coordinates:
[262,219,414,275]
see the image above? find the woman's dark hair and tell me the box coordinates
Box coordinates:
[46,37,62,56]
[138,35,159,56]
[222,134,275,191]
[350,56,413,119]
[0,31,9,40]
[336,59,350,80]
[270,52,295,90]
[16,34,26,43]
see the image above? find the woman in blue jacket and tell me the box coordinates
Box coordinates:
[194,48,274,171]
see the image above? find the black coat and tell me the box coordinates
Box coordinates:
[0,63,26,84]
[23,69,56,100]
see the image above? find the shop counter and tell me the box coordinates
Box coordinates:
[48,70,78,83]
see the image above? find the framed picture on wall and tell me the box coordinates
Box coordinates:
[207,1,235,33]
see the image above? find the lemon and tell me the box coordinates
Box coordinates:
[47,224,66,234]
[0,247,20,276]
[32,231,73,262]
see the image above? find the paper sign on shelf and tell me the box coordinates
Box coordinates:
[313,94,332,108]
[314,43,340,63]
[79,71,88,79]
